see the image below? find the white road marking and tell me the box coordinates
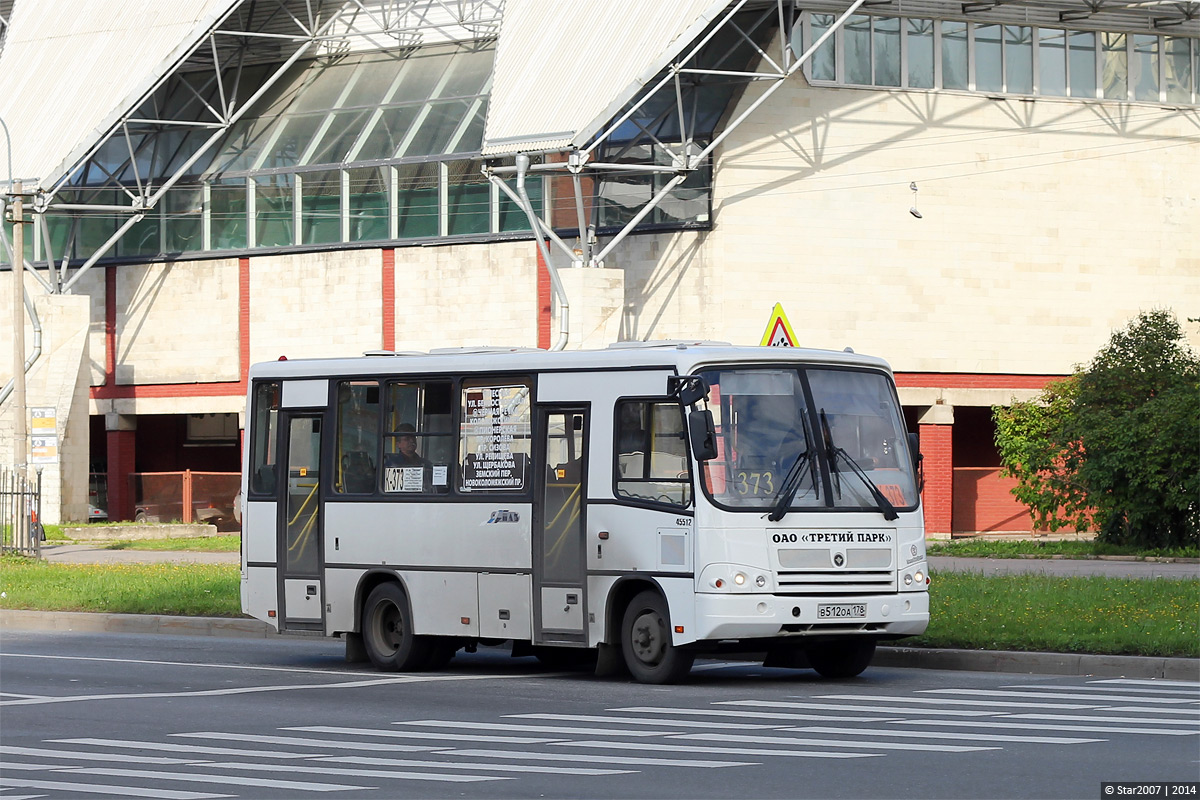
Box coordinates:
[284,725,558,745]
[894,719,1199,736]
[391,719,673,736]
[0,745,199,764]
[1091,679,1200,689]
[1023,683,1200,696]
[611,705,899,723]
[443,748,758,768]
[717,700,996,717]
[507,713,784,730]
[52,738,323,758]
[786,726,1102,744]
[1005,713,1200,726]
[172,732,442,752]
[197,761,507,782]
[0,693,48,700]
[677,732,995,753]
[0,777,228,799]
[57,767,367,793]
[554,740,877,759]
[920,688,1199,705]
[1100,706,1200,715]
[812,693,1099,710]
[318,755,632,776]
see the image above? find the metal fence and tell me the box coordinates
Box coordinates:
[1,467,42,557]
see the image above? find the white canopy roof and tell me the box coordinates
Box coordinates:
[481,0,730,156]
[0,0,239,191]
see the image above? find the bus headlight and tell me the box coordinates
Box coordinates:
[733,572,746,586]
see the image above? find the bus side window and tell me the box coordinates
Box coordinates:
[614,399,692,507]
[334,381,380,494]
[248,381,281,498]
[458,380,532,493]
[382,380,453,494]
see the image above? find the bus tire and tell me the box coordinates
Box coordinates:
[805,638,877,679]
[362,582,432,671]
[620,590,694,684]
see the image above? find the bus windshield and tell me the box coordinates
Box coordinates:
[698,366,919,515]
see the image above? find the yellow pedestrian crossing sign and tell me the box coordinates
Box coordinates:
[760,303,798,347]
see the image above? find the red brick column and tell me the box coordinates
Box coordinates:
[536,246,551,350]
[106,427,136,522]
[919,421,953,535]
[381,249,395,351]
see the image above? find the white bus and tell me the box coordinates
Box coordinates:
[240,342,929,684]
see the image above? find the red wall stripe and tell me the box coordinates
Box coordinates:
[895,373,1063,390]
[104,266,116,383]
[536,246,551,350]
[382,248,396,351]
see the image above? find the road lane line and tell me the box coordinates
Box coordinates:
[52,738,325,758]
[506,713,783,730]
[442,748,758,768]
[812,694,1099,710]
[1091,679,1200,689]
[1004,713,1200,726]
[610,706,899,723]
[391,720,674,737]
[893,719,1199,736]
[1,745,200,764]
[717,700,996,717]
[1023,683,1200,696]
[283,725,559,745]
[0,776,229,799]
[317,755,632,776]
[1099,706,1200,715]
[172,732,443,752]
[920,689,1199,705]
[553,740,877,759]
[677,732,995,753]
[197,761,510,782]
[57,767,369,793]
[786,726,1103,744]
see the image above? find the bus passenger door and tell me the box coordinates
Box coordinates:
[533,407,587,645]
[278,413,324,630]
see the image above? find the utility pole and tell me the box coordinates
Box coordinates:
[11,180,25,476]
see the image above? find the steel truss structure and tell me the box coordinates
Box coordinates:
[0,0,503,296]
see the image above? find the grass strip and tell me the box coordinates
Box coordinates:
[104,535,241,552]
[0,557,240,617]
[1,559,1196,658]
[926,539,1198,560]
[911,570,1199,658]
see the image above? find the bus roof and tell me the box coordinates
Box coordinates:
[247,342,895,381]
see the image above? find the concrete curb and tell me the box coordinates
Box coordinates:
[3,610,1197,681]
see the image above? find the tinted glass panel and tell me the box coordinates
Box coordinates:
[1165,37,1193,103]
[1132,34,1159,101]
[1070,31,1098,98]
[874,17,901,87]
[1103,32,1128,100]
[1039,28,1068,97]
[907,19,934,89]
[300,170,341,245]
[808,13,837,81]
[1005,25,1033,94]
[942,22,968,90]
[334,381,380,494]
[975,24,1003,92]
[845,15,872,85]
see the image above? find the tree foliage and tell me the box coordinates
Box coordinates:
[994,310,1200,548]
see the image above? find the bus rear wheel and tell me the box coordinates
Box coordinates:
[362,583,432,671]
[621,590,694,684]
[805,638,877,679]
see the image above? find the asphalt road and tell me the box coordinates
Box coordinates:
[1,630,1197,800]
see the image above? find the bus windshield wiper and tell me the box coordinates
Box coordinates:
[819,409,899,521]
[767,411,819,522]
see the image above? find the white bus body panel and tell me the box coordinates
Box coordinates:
[479,573,532,639]
[324,567,363,633]
[323,501,532,570]
[586,504,690,573]
[282,379,328,408]
[402,571,480,636]
[284,579,323,621]
[244,501,276,563]
[242,566,279,630]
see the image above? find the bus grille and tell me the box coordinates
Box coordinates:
[775,569,896,595]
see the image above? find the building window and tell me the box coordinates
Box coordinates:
[802,12,1196,107]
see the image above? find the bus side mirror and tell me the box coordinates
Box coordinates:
[689,409,718,461]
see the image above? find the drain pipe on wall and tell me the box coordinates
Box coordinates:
[514,154,569,351]
[0,198,44,407]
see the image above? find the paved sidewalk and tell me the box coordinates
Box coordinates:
[39,543,238,565]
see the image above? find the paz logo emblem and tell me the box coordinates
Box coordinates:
[833,552,845,567]
[484,510,520,525]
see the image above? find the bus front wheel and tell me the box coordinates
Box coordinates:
[620,590,694,684]
[805,638,877,679]
[362,583,432,671]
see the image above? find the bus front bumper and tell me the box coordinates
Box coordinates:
[691,591,929,642]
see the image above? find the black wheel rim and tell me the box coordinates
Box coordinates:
[372,599,403,656]
[630,608,666,666]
